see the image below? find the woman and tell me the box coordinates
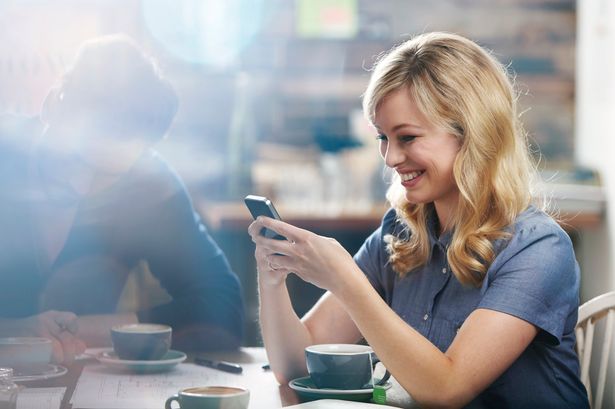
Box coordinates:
[249,32,588,408]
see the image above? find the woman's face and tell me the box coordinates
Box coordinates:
[374,87,461,222]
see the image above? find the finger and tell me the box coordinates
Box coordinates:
[256,217,302,242]
[46,311,78,337]
[247,220,262,239]
[54,314,79,335]
[75,339,87,355]
[255,247,273,264]
[50,339,64,364]
[251,222,298,250]
[249,219,289,247]
[57,331,78,365]
[267,254,295,272]
[257,254,285,274]
[251,234,291,257]
[255,252,272,273]
[255,245,270,257]
[255,242,290,258]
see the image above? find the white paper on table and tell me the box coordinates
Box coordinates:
[16,387,66,409]
[70,362,281,409]
[285,399,400,408]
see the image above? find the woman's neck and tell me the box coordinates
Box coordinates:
[434,195,459,234]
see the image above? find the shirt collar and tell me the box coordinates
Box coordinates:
[425,205,453,250]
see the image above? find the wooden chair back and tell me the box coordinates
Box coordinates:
[576,291,615,408]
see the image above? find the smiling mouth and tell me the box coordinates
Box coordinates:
[400,170,425,182]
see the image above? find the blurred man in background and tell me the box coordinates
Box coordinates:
[0,35,244,364]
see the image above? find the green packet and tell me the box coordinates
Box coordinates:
[372,384,387,404]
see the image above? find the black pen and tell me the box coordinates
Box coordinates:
[194,357,243,374]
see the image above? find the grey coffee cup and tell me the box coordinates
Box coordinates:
[305,344,391,390]
[110,323,171,361]
[0,337,53,373]
[165,386,250,409]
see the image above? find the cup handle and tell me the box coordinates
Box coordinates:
[165,394,180,409]
[371,356,391,386]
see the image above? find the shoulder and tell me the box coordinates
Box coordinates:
[481,207,580,342]
[489,205,578,285]
[514,206,565,235]
[126,149,188,199]
[358,207,407,261]
[506,206,573,255]
[382,207,397,231]
[133,149,180,180]
[354,207,401,261]
[381,207,408,238]
[109,149,195,217]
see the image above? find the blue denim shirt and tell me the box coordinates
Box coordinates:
[354,206,589,409]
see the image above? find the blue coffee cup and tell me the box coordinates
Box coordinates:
[111,323,171,361]
[305,344,390,390]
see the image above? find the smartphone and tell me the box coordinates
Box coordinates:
[244,195,286,240]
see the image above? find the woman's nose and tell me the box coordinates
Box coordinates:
[384,142,405,168]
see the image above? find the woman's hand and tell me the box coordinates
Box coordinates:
[248,216,358,294]
[248,219,292,288]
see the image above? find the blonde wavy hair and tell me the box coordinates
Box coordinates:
[363,32,536,287]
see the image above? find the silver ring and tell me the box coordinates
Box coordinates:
[268,260,276,271]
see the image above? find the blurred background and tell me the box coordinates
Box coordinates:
[0,0,612,371]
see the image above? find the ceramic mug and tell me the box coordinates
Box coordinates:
[305,344,390,390]
[165,386,250,409]
[110,323,171,360]
[0,337,53,373]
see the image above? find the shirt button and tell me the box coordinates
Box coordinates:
[423,314,429,321]
[442,267,447,274]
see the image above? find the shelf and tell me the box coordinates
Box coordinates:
[198,200,389,232]
[197,189,604,234]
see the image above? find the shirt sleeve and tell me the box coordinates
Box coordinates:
[132,156,244,350]
[478,217,580,345]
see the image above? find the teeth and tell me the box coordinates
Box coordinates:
[400,171,423,181]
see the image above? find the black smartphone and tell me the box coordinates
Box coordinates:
[244,195,286,240]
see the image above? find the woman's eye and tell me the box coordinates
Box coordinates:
[376,134,388,141]
[400,135,416,143]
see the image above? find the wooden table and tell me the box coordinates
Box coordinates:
[20,347,413,408]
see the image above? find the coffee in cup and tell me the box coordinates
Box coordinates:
[165,386,249,409]
[305,344,390,390]
[0,337,53,373]
[110,323,171,361]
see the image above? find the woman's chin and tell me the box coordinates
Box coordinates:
[404,192,428,205]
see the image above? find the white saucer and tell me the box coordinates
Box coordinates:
[13,364,68,382]
[289,376,391,402]
[96,349,186,373]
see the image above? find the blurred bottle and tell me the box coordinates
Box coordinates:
[320,152,345,215]
[0,368,20,409]
[227,72,256,199]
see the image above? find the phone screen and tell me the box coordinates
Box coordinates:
[244,195,286,240]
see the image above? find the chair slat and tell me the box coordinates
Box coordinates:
[576,290,615,409]
[581,318,595,388]
[576,326,585,361]
[594,309,614,409]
